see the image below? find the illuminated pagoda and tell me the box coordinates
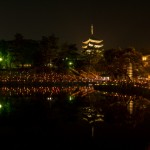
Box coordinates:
[82,25,103,56]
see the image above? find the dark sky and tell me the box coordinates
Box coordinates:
[0,0,150,51]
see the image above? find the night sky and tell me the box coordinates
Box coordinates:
[0,0,150,51]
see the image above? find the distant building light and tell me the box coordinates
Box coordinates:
[101,77,110,81]
[142,56,147,61]
[69,61,73,66]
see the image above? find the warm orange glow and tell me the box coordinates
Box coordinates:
[142,56,147,61]
[82,38,103,44]
[82,45,87,48]
[142,55,150,61]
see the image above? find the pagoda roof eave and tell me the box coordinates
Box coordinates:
[82,44,103,49]
[82,38,103,44]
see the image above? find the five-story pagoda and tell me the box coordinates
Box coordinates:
[82,25,104,56]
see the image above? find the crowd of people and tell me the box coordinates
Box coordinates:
[0,70,100,84]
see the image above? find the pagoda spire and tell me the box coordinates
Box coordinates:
[91,24,94,35]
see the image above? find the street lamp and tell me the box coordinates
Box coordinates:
[68,61,73,66]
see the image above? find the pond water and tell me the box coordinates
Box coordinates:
[0,85,150,149]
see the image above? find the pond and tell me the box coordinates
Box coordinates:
[0,85,150,149]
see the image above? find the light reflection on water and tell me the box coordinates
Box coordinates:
[0,86,150,149]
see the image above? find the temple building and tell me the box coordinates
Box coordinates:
[82,25,104,56]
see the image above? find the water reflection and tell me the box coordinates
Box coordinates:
[0,86,94,97]
[0,86,150,149]
[127,98,134,115]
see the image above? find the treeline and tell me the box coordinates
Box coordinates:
[0,33,82,72]
[0,33,148,79]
